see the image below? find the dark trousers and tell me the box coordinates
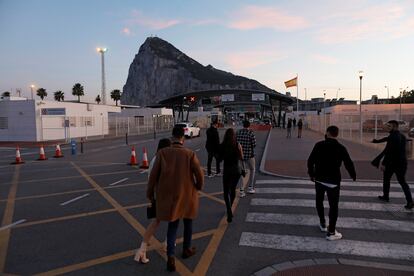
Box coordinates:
[207,151,221,175]
[167,218,192,257]
[315,182,340,233]
[383,166,413,203]
[223,172,240,217]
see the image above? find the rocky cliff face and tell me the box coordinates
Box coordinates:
[121,37,272,106]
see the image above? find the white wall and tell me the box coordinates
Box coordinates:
[0,100,37,141]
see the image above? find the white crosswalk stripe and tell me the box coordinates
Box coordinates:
[239,178,414,261]
[255,187,408,198]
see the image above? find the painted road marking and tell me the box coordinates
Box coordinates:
[60,193,90,206]
[255,187,408,199]
[239,232,414,261]
[246,212,414,232]
[109,178,129,186]
[251,198,407,212]
[255,179,414,188]
[0,219,26,231]
[195,148,200,152]
[140,170,148,174]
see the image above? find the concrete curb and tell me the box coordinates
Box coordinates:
[259,128,414,184]
[252,258,414,276]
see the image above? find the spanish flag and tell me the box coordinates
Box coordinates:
[284,77,297,88]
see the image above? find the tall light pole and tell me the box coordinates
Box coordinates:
[358,71,364,143]
[97,47,107,105]
[323,90,326,131]
[384,85,389,104]
[336,88,341,99]
[30,84,35,100]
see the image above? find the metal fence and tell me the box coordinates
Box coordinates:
[302,112,414,159]
[108,115,174,137]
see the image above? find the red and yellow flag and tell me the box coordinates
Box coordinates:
[284,77,297,88]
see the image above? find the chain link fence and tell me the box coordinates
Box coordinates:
[108,115,174,138]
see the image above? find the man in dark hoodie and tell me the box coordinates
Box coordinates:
[372,120,413,210]
[308,125,356,241]
[205,120,221,177]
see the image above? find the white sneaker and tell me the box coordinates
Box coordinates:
[239,190,246,198]
[319,224,328,232]
[247,188,256,194]
[326,230,342,241]
[207,174,215,178]
[215,173,223,177]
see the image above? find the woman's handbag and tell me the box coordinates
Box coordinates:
[146,200,156,219]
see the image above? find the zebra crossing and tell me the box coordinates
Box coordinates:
[239,178,414,262]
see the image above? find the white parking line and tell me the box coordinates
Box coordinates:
[0,219,27,231]
[60,193,90,206]
[246,212,414,232]
[239,232,414,261]
[109,178,129,186]
[255,179,414,188]
[140,170,148,174]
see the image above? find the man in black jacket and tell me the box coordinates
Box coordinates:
[372,120,413,210]
[308,125,356,241]
[205,120,221,177]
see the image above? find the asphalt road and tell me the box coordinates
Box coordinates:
[1,129,413,276]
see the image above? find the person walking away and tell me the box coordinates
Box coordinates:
[297,119,303,138]
[286,118,292,138]
[282,113,286,129]
[307,125,356,241]
[293,117,297,128]
[206,120,221,177]
[236,120,256,197]
[147,126,204,272]
[218,128,244,223]
[372,120,413,210]
[135,138,171,263]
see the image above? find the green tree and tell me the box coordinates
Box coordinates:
[95,95,101,104]
[36,88,47,100]
[72,83,84,103]
[54,91,64,102]
[110,89,121,106]
[2,91,11,97]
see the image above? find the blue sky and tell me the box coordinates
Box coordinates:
[1,0,413,104]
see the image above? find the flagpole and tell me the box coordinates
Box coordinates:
[296,74,299,117]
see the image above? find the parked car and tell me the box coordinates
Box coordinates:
[409,128,414,138]
[174,122,201,138]
[362,119,384,131]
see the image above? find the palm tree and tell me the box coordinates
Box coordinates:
[54,91,64,102]
[72,83,84,102]
[110,89,122,106]
[95,95,101,104]
[2,91,11,97]
[36,88,47,100]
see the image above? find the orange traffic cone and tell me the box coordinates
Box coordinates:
[54,144,64,158]
[128,146,138,166]
[140,147,149,169]
[11,146,25,165]
[37,145,47,161]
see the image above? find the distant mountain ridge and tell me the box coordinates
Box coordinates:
[121,37,272,106]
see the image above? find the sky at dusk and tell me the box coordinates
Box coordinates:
[1,0,414,104]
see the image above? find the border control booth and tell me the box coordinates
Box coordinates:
[157,89,293,127]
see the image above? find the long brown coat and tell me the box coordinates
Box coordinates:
[147,143,204,221]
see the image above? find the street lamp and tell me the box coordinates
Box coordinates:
[358,71,364,143]
[97,47,107,105]
[336,88,341,100]
[30,84,35,100]
[384,85,389,104]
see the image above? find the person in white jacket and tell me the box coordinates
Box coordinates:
[134,138,171,263]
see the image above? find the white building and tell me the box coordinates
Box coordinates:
[0,97,120,141]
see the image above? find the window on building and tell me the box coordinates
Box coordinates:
[69,117,76,127]
[134,116,144,126]
[85,117,94,126]
[0,117,8,129]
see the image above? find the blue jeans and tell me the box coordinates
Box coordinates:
[167,218,192,256]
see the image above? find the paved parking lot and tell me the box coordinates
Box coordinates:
[0,130,269,275]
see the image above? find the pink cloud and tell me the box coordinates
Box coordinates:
[127,10,180,30]
[229,5,308,31]
[316,3,412,44]
[225,50,286,71]
[121,27,133,36]
[311,54,339,65]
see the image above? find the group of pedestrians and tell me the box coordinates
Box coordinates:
[308,120,413,241]
[286,117,303,138]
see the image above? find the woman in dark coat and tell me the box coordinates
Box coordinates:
[219,128,244,222]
